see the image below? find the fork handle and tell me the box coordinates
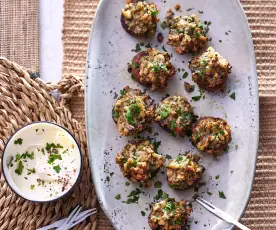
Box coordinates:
[233,220,250,230]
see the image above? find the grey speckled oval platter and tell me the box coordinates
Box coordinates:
[85,0,259,229]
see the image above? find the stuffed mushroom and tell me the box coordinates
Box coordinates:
[121,1,159,38]
[155,96,194,137]
[166,153,205,190]
[189,47,232,92]
[129,48,176,91]
[167,14,208,54]
[148,198,192,230]
[116,140,165,187]
[112,86,155,136]
[191,117,232,155]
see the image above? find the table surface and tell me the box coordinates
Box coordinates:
[39,0,63,83]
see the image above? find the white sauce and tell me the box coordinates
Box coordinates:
[3,123,81,202]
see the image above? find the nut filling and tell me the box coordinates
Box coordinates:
[192,117,232,155]
[167,14,208,54]
[116,140,165,187]
[121,1,159,37]
[166,153,205,190]
[112,86,155,136]
[189,47,232,91]
[155,96,194,137]
[130,48,176,91]
[148,198,192,230]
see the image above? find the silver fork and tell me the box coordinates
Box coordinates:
[196,197,250,230]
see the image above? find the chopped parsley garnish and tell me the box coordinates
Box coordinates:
[53,165,61,173]
[198,10,203,14]
[27,168,36,175]
[15,161,24,175]
[15,152,34,161]
[14,138,23,145]
[230,92,236,100]
[46,143,63,152]
[159,108,170,119]
[115,194,121,200]
[215,175,220,180]
[192,96,201,101]
[120,89,126,96]
[219,191,226,199]
[123,188,141,204]
[30,184,35,190]
[154,189,164,200]
[35,129,39,132]
[170,120,176,130]
[131,62,139,69]
[165,154,172,159]
[162,45,167,52]
[141,211,146,216]
[153,65,160,72]
[47,154,62,164]
[145,43,152,48]
[151,11,158,17]
[175,155,184,163]
[112,110,119,118]
[186,8,194,11]
[125,104,141,125]
[195,133,201,141]
[161,21,168,29]
[125,182,130,186]
[41,148,45,155]
[182,72,189,79]
[7,156,14,168]
[131,44,142,53]
[207,191,212,196]
[164,202,176,212]
[154,181,162,188]
[153,141,161,153]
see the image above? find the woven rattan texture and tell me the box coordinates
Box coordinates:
[62,0,276,229]
[0,0,39,72]
[0,58,97,230]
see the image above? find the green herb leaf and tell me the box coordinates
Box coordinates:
[53,165,61,173]
[120,89,126,96]
[153,141,161,153]
[153,65,160,72]
[125,182,130,186]
[165,154,172,159]
[7,156,14,168]
[154,181,162,188]
[141,211,146,216]
[131,44,142,53]
[131,62,139,69]
[154,189,164,200]
[151,11,158,17]
[207,191,212,196]
[30,184,35,190]
[160,21,168,29]
[125,104,141,125]
[159,108,170,119]
[215,175,220,180]
[219,191,226,199]
[48,154,62,164]
[115,194,121,200]
[162,46,167,52]
[192,96,201,101]
[15,161,24,175]
[14,138,23,145]
[27,168,36,175]
[183,72,189,79]
[123,188,141,204]
[230,92,236,100]
[170,120,176,130]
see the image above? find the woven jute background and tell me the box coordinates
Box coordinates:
[0,0,276,229]
[0,0,39,72]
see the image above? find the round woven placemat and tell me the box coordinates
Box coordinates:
[0,57,97,230]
